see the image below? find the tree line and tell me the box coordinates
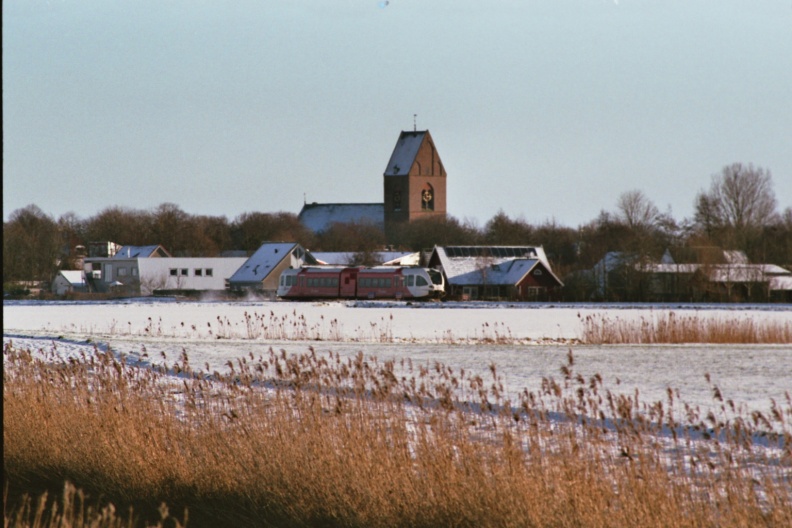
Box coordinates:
[4,163,791,294]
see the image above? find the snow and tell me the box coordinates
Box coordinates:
[4,300,792,418]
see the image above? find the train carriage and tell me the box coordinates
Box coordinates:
[277,266,444,300]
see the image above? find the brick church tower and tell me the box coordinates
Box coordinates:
[383,130,447,232]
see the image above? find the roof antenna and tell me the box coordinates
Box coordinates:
[303,193,306,204]
[413,114,417,132]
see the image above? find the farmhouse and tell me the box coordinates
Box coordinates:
[427,246,563,301]
[51,270,87,295]
[227,242,317,297]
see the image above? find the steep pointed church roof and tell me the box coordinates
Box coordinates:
[383,130,429,176]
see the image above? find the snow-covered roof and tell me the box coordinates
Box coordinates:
[229,243,312,284]
[298,203,384,233]
[113,245,170,259]
[310,251,417,266]
[384,130,427,176]
[437,246,550,266]
[769,275,792,291]
[644,263,791,283]
[58,270,86,285]
[432,246,561,287]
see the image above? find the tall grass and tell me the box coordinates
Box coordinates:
[580,311,792,344]
[4,341,791,527]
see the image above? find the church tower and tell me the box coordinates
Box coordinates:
[383,130,447,232]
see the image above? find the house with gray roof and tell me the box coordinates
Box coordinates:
[227,242,318,297]
[113,245,171,259]
[428,246,563,301]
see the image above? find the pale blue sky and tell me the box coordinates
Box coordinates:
[4,0,791,227]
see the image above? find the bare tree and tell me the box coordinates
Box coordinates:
[616,190,659,230]
[694,163,778,249]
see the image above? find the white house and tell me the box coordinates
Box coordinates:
[83,256,247,295]
[51,270,87,295]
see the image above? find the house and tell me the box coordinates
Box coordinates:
[83,250,246,296]
[586,247,792,302]
[310,251,419,266]
[112,245,171,259]
[227,242,317,297]
[51,270,87,295]
[87,241,123,258]
[644,261,792,302]
[427,246,563,301]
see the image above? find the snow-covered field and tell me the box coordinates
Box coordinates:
[4,299,792,416]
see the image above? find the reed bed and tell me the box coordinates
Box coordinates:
[580,311,792,344]
[4,341,791,527]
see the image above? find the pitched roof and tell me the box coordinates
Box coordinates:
[112,245,171,258]
[58,270,86,285]
[383,130,427,176]
[298,203,384,233]
[228,242,316,284]
[310,251,417,266]
[432,246,562,287]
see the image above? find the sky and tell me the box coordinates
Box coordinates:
[3,0,792,228]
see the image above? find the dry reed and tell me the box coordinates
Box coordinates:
[4,341,791,527]
[580,311,792,344]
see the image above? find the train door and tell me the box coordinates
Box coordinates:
[339,268,358,298]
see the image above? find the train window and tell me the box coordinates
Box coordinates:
[406,275,414,287]
[416,276,428,286]
[320,278,327,287]
[385,278,392,288]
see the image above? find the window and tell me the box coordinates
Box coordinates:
[132,267,138,276]
[117,267,127,276]
[205,269,213,277]
[170,269,178,276]
[406,275,415,287]
[421,184,435,211]
[533,269,543,276]
[416,276,428,286]
[195,269,203,276]
[180,269,188,276]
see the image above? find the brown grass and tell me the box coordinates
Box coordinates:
[4,342,791,527]
[580,311,792,344]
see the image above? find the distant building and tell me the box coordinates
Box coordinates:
[298,203,384,234]
[83,248,245,296]
[51,270,87,295]
[228,242,318,297]
[298,129,448,237]
[585,248,792,302]
[112,245,171,259]
[88,241,123,258]
[310,251,419,266]
[427,246,563,301]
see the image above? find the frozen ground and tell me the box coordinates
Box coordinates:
[4,299,792,416]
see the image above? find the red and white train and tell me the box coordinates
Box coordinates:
[277,266,445,300]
